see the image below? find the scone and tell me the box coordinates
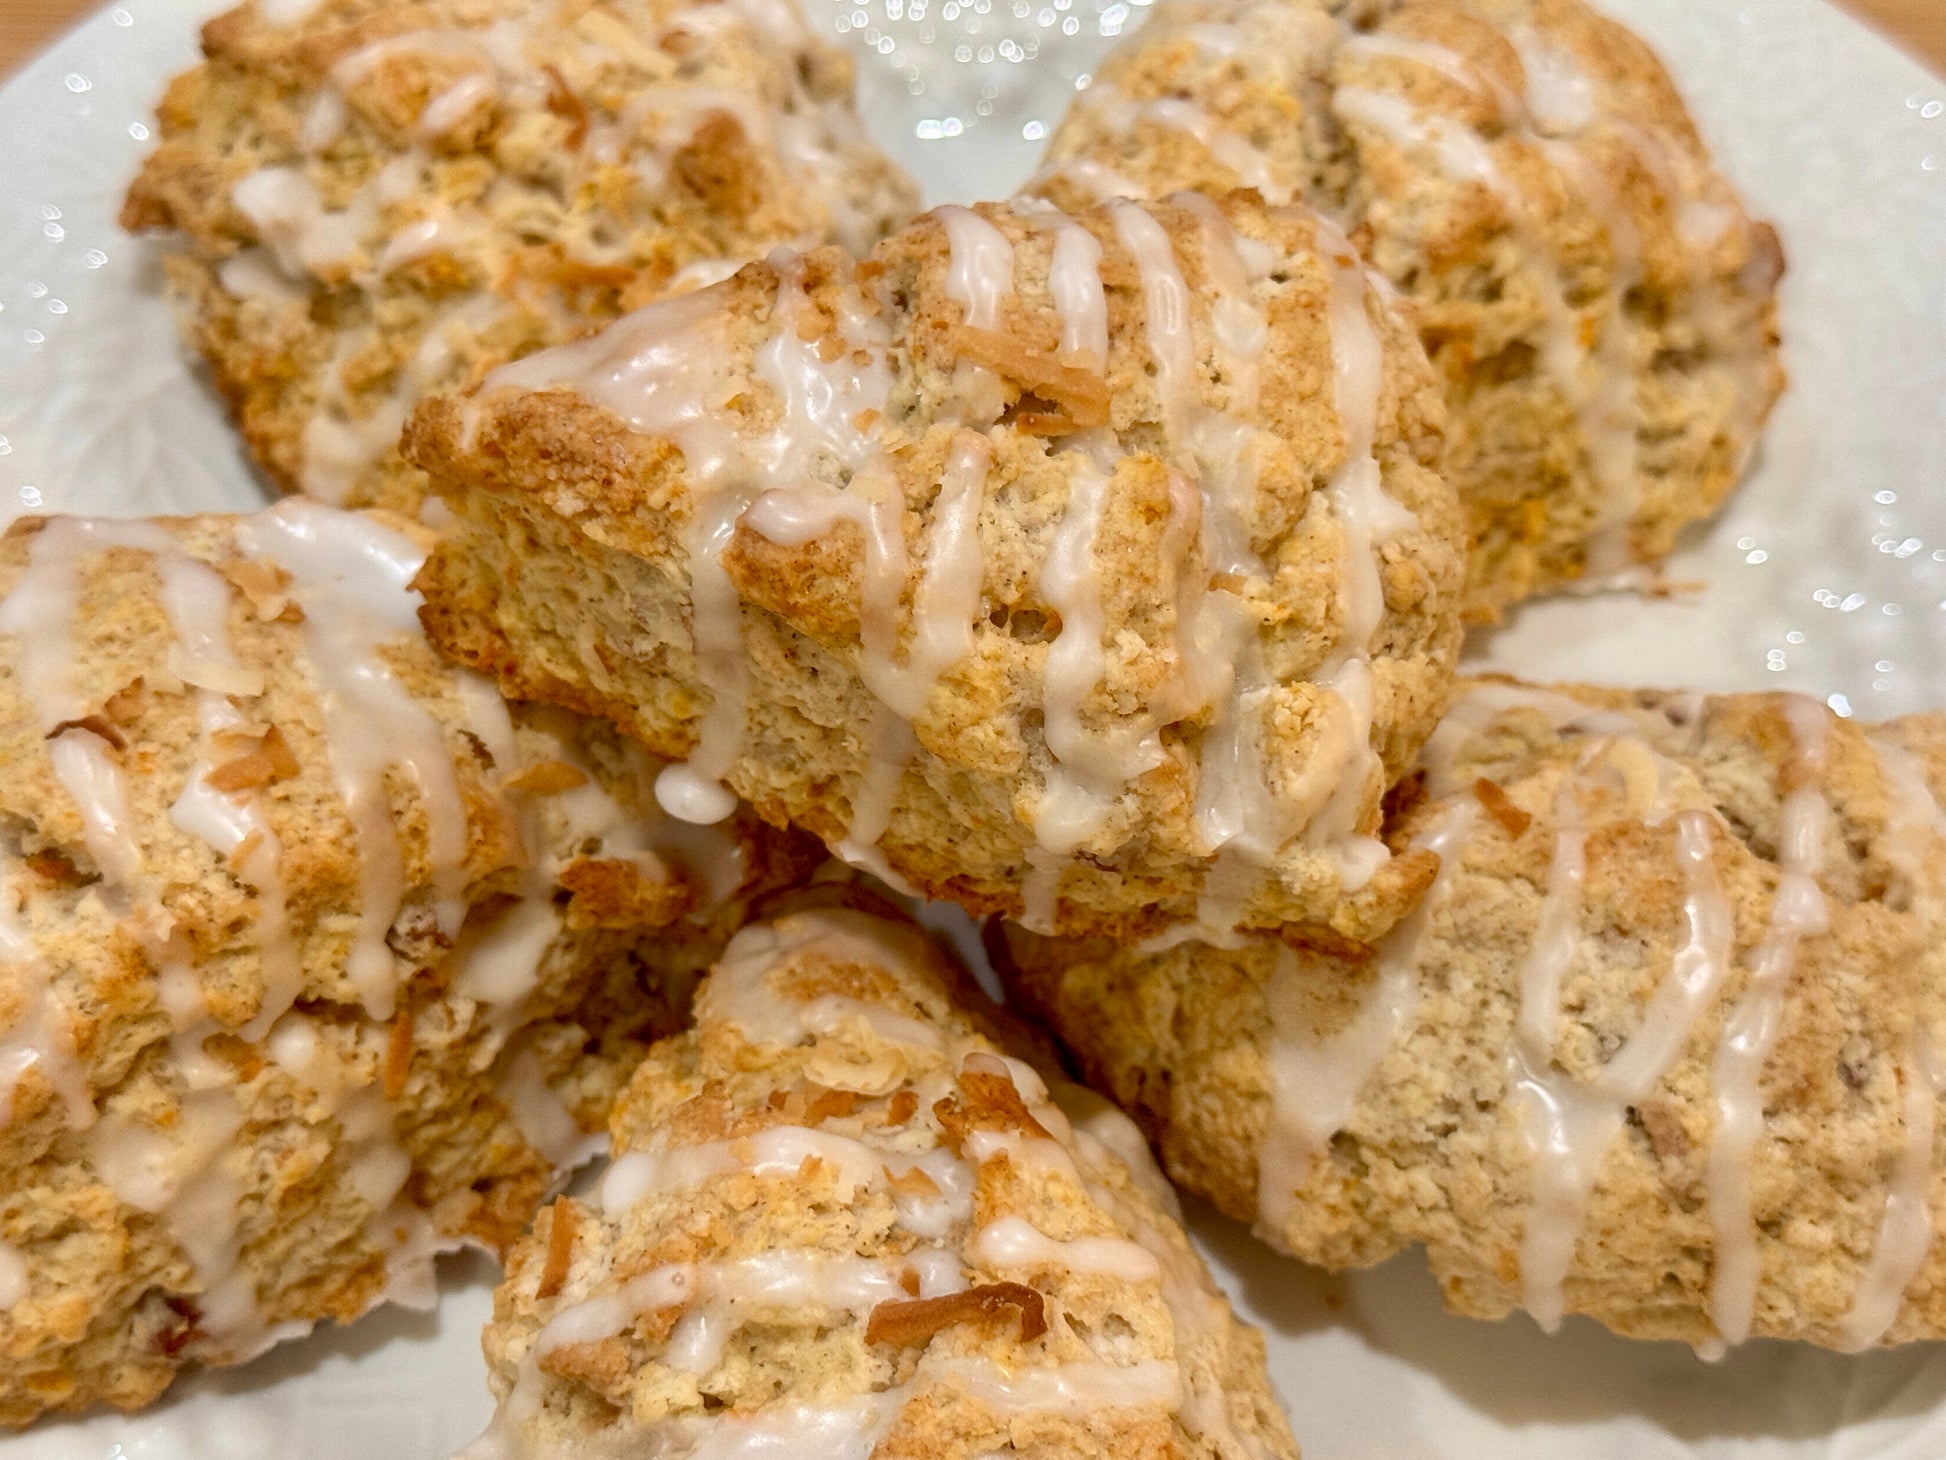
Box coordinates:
[0,503,812,1423]
[464,892,1299,1459]
[407,192,1466,945]
[1001,680,1946,1353]
[121,0,918,514]
[1035,0,1785,617]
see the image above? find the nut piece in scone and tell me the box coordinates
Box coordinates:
[1035,0,1785,618]
[0,503,814,1424]
[407,192,1466,945]
[121,0,919,513]
[464,893,1298,1459]
[1001,679,1946,1353]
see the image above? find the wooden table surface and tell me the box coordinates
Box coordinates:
[3,0,1944,77]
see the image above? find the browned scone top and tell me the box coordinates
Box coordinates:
[0,504,812,1424]
[120,0,919,514]
[1035,0,1786,618]
[407,191,1466,945]
[1002,679,1946,1353]
[465,895,1298,1459]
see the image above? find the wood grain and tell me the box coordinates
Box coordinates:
[0,1,1941,94]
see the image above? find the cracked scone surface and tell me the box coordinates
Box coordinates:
[1036,0,1785,617]
[0,503,812,1424]
[466,896,1298,1459]
[1002,680,1946,1352]
[121,0,918,513]
[409,191,1465,943]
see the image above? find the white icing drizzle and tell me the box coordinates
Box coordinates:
[0,518,179,1127]
[936,204,1018,424]
[236,503,472,1018]
[495,1037,606,1170]
[1838,1035,1946,1350]
[538,1249,966,1358]
[1870,732,1946,841]
[1256,802,1477,1233]
[1511,794,1734,1332]
[937,205,1016,332]
[1081,87,1288,206]
[1340,31,1509,108]
[1032,455,1147,870]
[1705,694,1831,1346]
[601,1124,900,1216]
[1330,83,1639,576]
[1498,29,1644,579]
[1033,157,1145,205]
[154,554,304,1039]
[1109,201,1198,442]
[972,1214,1161,1283]
[835,431,992,876]
[704,911,948,1056]
[1003,215,1129,926]
[1304,224,1416,860]
[0,866,94,1129]
[1040,211,1109,367]
[1095,205,1257,899]
[264,1009,451,1332]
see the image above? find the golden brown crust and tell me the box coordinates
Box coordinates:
[1003,679,1946,1352]
[122,0,918,513]
[409,193,1466,942]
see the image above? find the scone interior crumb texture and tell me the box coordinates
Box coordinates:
[121,0,918,514]
[469,894,1298,1459]
[408,191,1466,946]
[1001,680,1946,1353]
[1034,0,1784,617]
[0,504,808,1424]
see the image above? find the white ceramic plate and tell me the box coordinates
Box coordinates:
[0,0,1943,1456]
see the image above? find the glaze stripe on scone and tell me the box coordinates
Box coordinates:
[1002,680,1946,1352]
[1033,0,1785,617]
[408,191,1465,943]
[0,503,809,1423]
[463,895,1298,1459]
[121,0,918,513]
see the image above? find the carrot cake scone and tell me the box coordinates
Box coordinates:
[1002,680,1946,1352]
[0,503,810,1423]
[1035,0,1785,617]
[463,895,1298,1459]
[408,192,1466,944]
[121,0,918,514]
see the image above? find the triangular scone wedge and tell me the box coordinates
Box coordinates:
[0,504,814,1423]
[406,191,1465,947]
[467,893,1298,1459]
[1002,679,1946,1354]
